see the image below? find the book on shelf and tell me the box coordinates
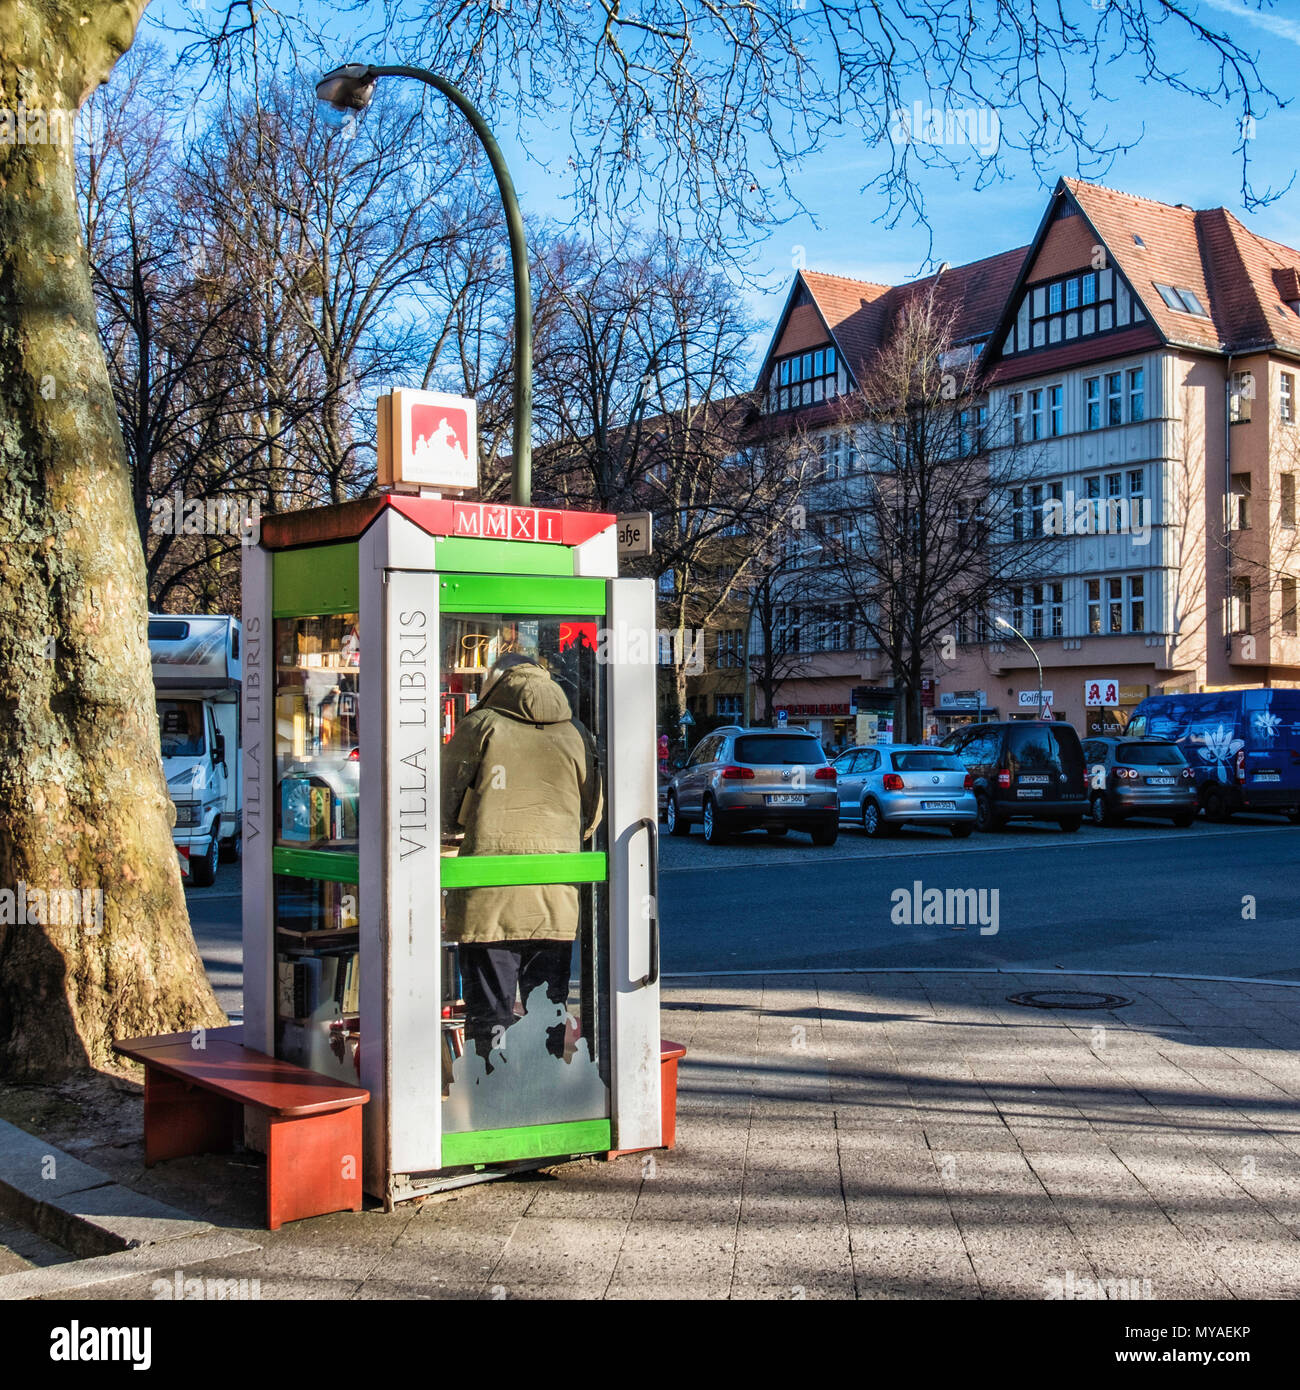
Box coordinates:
[276,947,360,1020]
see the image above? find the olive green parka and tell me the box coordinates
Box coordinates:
[441,662,602,943]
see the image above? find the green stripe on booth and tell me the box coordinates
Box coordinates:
[272,542,360,616]
[272,848,360,883]
[434,538,574,576]
[437,574,605,615]
[441,1119,612,1167]
[440,852,606,889]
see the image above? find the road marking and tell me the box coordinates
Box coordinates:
[659,824,1296,873]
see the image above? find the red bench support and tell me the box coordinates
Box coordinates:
[115,1026,368,1231]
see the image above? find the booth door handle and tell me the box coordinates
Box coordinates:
[635,815,659,988]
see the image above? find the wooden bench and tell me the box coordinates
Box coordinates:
[113,1025,369,1231]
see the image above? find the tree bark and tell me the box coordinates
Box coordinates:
[0,1,224,1079]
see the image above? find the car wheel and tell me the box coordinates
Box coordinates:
[702,796,729,845]
[190,831,219,886]
[1057,815,1083,833]
[765,827,788,837]
[218,831,242,864]
[666,795,690,837]
[810,819,838,847]
[1171,811,1196,828]
[1201,785,1232,823]
[974,793,1004,833]
[950,822,975,839]
[861,799,893,839]
[1089,793,1119,828]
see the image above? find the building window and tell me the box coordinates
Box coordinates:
[1128,468,1145,500]
[1230,371,1254,423]
[1087,579,1101,635]
[1011,393,1025,444]
[714,694,743,718]
[1011,488,1025,540]
[1012,587,1025,633]
[1106,373,1123,427]
[1282,372,1295,424]
[715,629,745,669]
[1085,377,1101,430]
[1128,367,1145,422]
[1282,473,1296,529]
[1108,577,1123,633]
[770,345,838,413]
[1283,577,1298,637]
[1049,385,1064,436]
[1229,577,1252,634]
[1029,389,1045,440]
[1128,575,1145,632]
[957,405,987,456]
[1049,582,1064,637]
[1229,473,1252,530]
[1005,268,1125,354]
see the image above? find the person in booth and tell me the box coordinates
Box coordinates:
[441,652,603,1065]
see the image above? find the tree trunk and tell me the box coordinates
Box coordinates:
[0,1,224,1079]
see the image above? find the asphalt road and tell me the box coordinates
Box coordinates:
[183,812,1300,1018]
[657,813,1300,980]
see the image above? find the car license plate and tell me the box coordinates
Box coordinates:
[921,800,956,811]
[1017,788,1043,797]
[765,793,805,805]
[1146,776,1175,785]
[1254,772,1280,782]
[1019,774,1049,784]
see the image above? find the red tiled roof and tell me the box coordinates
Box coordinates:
[778,181,1300,402]
[798,250,1028,384]
[1063,179,1300,357]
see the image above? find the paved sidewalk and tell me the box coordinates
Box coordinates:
[17,971,1300,1300]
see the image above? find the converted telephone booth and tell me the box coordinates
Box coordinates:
[241,492,661,1206]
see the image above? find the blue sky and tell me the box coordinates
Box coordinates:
[143,0,1300,358]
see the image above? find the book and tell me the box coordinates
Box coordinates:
[309,786,331,841]
[280,778,312,843]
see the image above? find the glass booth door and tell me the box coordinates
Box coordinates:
[437,574,611,1161]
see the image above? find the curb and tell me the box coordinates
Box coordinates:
[661,966,1300,987]
[0,1230,262,1301]
[0,1119,212,1260]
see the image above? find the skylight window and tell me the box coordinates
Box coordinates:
[1154,283,1184,310]
[1133,234,1146,247]
[1153,283,1209,316]
[1175,287,1208,315]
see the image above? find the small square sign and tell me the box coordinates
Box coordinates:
[380,389,477,491]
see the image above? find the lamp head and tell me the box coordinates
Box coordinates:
[316,64,377,112]
[994,616,1012,630]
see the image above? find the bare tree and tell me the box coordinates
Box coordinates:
[810,295,1055,742]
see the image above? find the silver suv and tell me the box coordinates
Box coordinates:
[665,727,838,845]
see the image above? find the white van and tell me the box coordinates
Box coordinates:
[149,615,242,885]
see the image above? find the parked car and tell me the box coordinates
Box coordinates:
[946,720,1088,832]
[1126,689,1300,822]
[664,726,838,845]
[831,744,976,838]
[1080,737,1198,826]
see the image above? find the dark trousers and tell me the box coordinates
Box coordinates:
[459,940,572,1060]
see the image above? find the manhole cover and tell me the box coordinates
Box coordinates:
[1006,989,1132,1011]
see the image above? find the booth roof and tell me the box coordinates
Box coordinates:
[258,494,617,551]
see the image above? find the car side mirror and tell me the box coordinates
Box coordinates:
[213,732,226,765]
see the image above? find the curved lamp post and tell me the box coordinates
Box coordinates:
[995,615,1044,714]
[316,63,532,506]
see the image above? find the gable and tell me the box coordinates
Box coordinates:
[775,302,834,358]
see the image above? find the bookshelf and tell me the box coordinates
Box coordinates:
[271,612,362,1084]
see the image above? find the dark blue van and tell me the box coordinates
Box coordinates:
[1126,689,1300,821]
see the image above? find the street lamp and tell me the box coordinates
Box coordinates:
[315,63,533,506]
[994,615,1044,714]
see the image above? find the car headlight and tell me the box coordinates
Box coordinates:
[173,800,199,827]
